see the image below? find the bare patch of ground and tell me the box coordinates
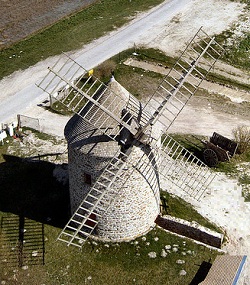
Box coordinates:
[142,0,246,56]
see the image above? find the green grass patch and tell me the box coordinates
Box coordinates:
[0,129,223,284]
[0,0,164,80]
[214,25,250,70]
[160,192,223,234]
[0,212,221,285]
[105,47,250,97]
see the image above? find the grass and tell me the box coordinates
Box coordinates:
[0,0,164,80]
[102,46,250,97]
[0,216,222,284]
[161,192,223,234]
[213,1,250,71]
[0,129,223,284]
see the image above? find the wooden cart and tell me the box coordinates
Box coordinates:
[202,132,238,167]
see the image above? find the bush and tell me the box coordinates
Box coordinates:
[95,60,116,81]
[232,125,250,154]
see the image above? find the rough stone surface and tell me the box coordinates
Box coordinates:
[65,79,160,241]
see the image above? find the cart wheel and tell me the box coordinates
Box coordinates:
[203,149,218,167]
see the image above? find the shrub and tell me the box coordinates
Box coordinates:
[232,125,250,154]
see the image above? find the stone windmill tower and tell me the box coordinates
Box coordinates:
[37,28,224,248]
[63,78,161,241]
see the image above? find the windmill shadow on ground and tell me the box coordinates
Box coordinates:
[0,154,70,228]
[189,260,212,285]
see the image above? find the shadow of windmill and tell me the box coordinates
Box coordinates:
[0,154,70,267]
[189,260,212,285]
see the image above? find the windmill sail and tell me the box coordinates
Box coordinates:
[141,27,224,134]
[58,152,130,247]
[37,56,140,141]
[135,135,216,201]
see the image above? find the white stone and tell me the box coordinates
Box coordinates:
[176,259,185,264]
[179,270,187,276]
[161,249,167,258]
[165,245,171,250]
[22,265,28,270]
[32,251,38,257]
[172,247,178,252]
[148,252,157,258]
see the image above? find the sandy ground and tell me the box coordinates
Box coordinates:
[1,0,250,283]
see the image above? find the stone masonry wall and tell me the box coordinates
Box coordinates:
[68,139,160,242]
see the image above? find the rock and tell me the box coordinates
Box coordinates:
[179,269,187,276]
[22,265,28,270]
[32,251,38,257]
[165,245,171,250]
[161,249,167,258]
[172,247,178,252]
[176,259,185,264]
[148,252,157,258]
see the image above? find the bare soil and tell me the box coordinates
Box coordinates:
[0,0,97,49]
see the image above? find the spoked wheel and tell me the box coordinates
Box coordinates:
[203,149,218,167]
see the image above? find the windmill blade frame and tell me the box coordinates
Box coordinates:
[36,54,144,142]
[139,27,224,137]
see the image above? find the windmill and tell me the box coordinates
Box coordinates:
[37,27,224,248]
